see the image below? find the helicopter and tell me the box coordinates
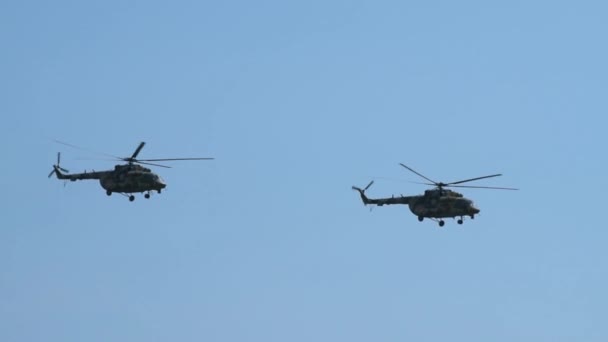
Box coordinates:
[352,163,517,227]
[48,141,214,201]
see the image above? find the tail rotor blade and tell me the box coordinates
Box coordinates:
[364,180,374,191]
[51,152,69,174]
[49,152,68,177]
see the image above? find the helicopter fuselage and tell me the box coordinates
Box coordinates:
[407,195,479,219]
[49,141,213,201]
[99,170,166,193]
[352,163,516,226]
[53,164,166,194]
[352,186,481,226]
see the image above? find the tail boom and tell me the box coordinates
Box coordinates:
[352,181,412,207]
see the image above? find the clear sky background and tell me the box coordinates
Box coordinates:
[1,1,607,341]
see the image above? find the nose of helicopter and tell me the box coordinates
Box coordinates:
[470,204,480,214]
[155,176,167,189]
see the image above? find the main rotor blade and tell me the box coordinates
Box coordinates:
[136,157,215,161]
[399,163,437,185]
[135,161,172,168]
[406,181,434,186]
[447,174,502,185]
[130,142,146,160]
[448,184,519,190]
[75,157,120,162]
[52,139,120,159]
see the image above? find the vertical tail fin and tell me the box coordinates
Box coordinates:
[351,180,374,205]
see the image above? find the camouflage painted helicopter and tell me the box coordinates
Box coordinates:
[352,163,517,226]
[48,141,213,201]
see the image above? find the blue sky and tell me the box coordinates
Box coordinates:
[1,1,607,341]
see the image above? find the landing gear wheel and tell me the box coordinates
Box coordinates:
[158,189,162,194]
[129,195,135,202]
[418,216,424,222]
[457,219,463,225]
[470,215,475,219]
[144,193,150,199]
[106,190,112,196]
[438,220,445,227]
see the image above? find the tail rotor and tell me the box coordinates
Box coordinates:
[48,152,69,178]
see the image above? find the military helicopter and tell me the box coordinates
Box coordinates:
[48,141,214,201]
[352,163,517,226]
